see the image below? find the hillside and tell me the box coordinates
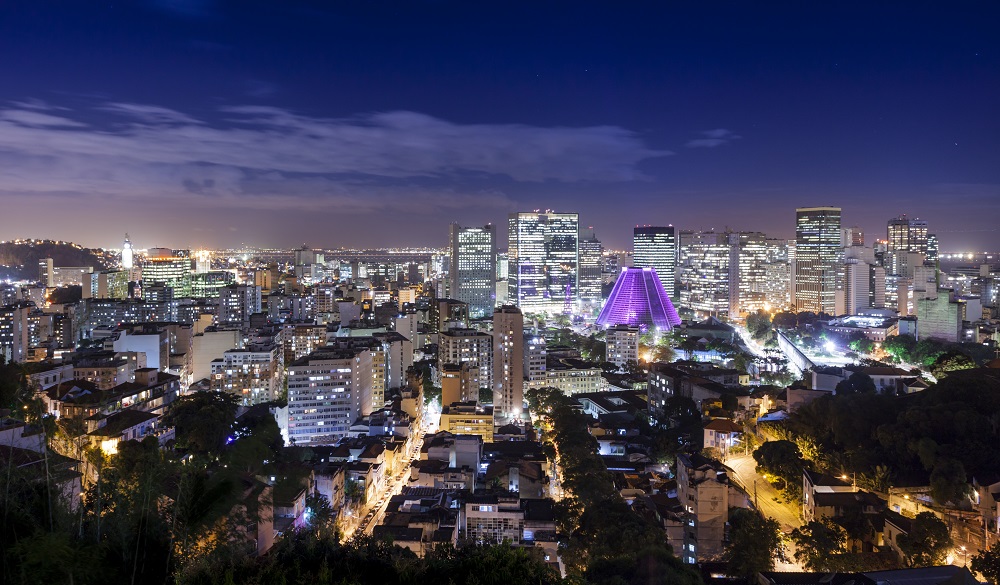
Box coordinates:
[0,239,111,282]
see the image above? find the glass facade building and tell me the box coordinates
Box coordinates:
[794,206,842,314]
[449,223,497,319]
[508,212,579,313]
[633,226,677,299]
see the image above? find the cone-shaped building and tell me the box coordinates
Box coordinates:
[596,267,682,330]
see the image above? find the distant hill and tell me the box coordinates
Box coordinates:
[0,239,111,282]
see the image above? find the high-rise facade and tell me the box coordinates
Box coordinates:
[142,250,193,298]
[492,306,524,421]
[508,212,579,313]
[794,207,843,315]
[449,223,497,319]
[286,347,375,445]
[218,284,263,327]
[678,231,732,317]
[887,215,929,256]
[728,232,770,317]
[633,226,677,299]
[578,228,603,304]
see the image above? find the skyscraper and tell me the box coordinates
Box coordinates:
[794,207,842,315]
[677,230,732,317]
[633,226,677,299]
[887,215,929,255]
[449,223,497,319]
[141,249,193,298]
[578,228,603,304]
[508,211,579,313]
[492,305,524,421]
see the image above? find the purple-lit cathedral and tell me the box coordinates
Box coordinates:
[596,267,682,331]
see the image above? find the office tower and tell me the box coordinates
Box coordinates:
[508,211,579,313]
[597,267,681,330]
[578,228,603,304]
[678,231,732,317]
[141,249,193,298]
[287,346,375,445]
[121,234,134,270]
[633,226,677,299]
[794,207,842,314]
[492,305,524,421]
[449,223,497,319]
[843,226,864,247]
[926,234,939,262]
[191,271,236,299]
[728,232,770,316]
[193,250,211,274]
[844,259,871,315]
[887,215,929,255]
[763,238,791,311]
[218,284,263,327]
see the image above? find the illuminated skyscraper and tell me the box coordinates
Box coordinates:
[794,207,842,314]
[678,231,732,317]
[887,215,929,255]
[141,249,193,298]
[633,226,677,299]
[578,228,603,304]
[449,223,497,319]
[508,211,579,312]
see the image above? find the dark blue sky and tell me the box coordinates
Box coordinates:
[1,1,998,251]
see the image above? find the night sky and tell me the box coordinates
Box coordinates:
[1,1,998,252]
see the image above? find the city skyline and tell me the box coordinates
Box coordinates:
[0,3,998,251]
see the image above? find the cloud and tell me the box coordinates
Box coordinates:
[101,103,203,125]
[0,110,86,128]
[686,128,741,148]
[0,101,670,214]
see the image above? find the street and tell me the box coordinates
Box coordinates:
[726,453,805,571]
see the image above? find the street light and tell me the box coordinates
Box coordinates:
[841,473,856,489]
[960,545,968,567]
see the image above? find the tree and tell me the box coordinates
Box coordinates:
[835,372,877,395]
[726,508,782,579]
[790,520,847,570]
[929,457,970,505]
[161,391,239,455]
[883,335,917,363]
[746,310,772,340]
[930,351,976,379]
[897,512,952,567]
[753,440,803,488]
[772,312,798,330]
[971,546,1000,585]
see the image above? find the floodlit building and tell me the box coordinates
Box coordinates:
[449,223,497,319]
[508,211,579,313]
[141,250,193,298]
[633,226,677,299]
[677,231,732,317]
[596,267,681,330]
[578,228,604,304]
[794,207,842,314]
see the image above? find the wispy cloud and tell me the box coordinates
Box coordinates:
[0,101,670,213]
[686,128,741,148]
